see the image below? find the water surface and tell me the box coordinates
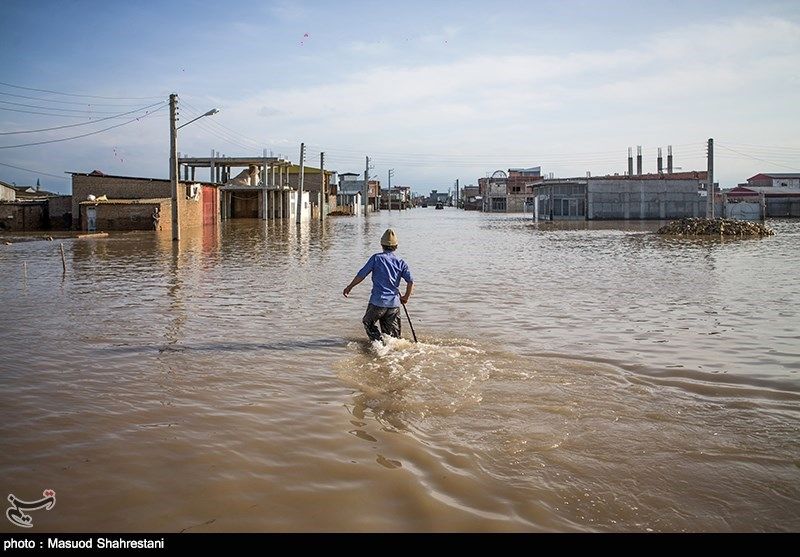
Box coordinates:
[1,211,798,532]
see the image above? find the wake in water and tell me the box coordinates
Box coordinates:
[338,335,510,422]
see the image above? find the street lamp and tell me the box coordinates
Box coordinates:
[177,108,219,130]
[170,94,218,241]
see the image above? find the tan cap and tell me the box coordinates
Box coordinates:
[381,228,398,247]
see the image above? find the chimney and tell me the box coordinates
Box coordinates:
[636,146,642,175]
[667,145,673,174]
[627,147,633,176]
[657,147,663,174]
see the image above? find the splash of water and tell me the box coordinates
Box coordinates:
[338,335,501,423]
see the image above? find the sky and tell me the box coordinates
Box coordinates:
[1,0,799,194]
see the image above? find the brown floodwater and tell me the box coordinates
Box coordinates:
[1,210,798,532]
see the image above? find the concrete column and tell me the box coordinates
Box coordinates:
[210,148,215,183]
[191,167,195,181]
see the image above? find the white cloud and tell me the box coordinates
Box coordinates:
[7,15,799,189]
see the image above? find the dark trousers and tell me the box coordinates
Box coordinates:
[362,303,401,342]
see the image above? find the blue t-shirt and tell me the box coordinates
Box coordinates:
[356,250,414,308]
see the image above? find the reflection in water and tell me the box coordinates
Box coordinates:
[0,215,799,532]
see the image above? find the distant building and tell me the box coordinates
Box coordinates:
[381,186,412,209]
[281,164,337,217]
[537,173,707,220]
[460,185,481,211]
[478,168,542,212]
[0,180,16,202]
[726,185,800,217]
[338,173,380,212]
[746,173,800,188]
[0,179,72,230]
[428,190,450,206]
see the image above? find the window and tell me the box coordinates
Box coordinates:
[491,197,507,211]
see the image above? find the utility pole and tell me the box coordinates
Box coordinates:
[169,93,180,242]
[455,178,459,208]
[319,151,325,222]
[707,138,714,219]
[297,142,305,224]
[364,156,370,217]
[388,168,394,211]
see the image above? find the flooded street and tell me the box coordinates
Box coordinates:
[1,210,799,532]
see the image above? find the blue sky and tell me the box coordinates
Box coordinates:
[1,0,799,194]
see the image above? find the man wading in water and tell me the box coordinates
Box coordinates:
[343,228,414,343]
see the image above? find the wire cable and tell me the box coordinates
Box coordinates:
[717,144,800,172]
[0,160,68,180]
[0,104,167,149]
[0,90,159,107]
[0,99,148,115]
[0,101,166,135]
[0,81,164,100]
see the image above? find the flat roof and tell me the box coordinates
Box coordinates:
[79,198,169,205]
[69,172,215,186]
[177,156,291,168]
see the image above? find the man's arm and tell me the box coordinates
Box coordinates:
[400,282,414,305]
[343,275,365,298]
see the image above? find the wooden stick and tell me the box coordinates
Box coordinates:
[60,243,66,274]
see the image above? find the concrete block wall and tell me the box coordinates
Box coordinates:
[766,198,800,217]
[588,179,703,220]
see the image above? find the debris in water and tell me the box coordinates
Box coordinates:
[656,217,774,236]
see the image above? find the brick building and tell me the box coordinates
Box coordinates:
[70,171,218,232]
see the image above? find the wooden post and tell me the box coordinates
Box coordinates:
[297,143,305,224]
[59,243,66,274]
[22,260,27,278]
[319,151,325,222]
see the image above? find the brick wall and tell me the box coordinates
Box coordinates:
[72,175,215,231]
[0,202,46,231]
[72,175,171,229]
[47,196,72,229]
[80,201,169,231]
[177,185,206,229]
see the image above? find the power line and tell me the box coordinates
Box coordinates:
[715,140,800,153]
[0,101,166,135]
[0,160,68,180]
[717,143,800,172]
[0,90,158,107]
[0,81,164,100]
[0,99,149,115]
[0,104,166,149]
[0,106,124,118]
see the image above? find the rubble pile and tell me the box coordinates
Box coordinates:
[657,218,774,236]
